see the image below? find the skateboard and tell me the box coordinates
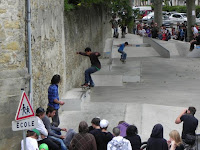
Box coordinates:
[81,86,90,90]
[120,59,126,64]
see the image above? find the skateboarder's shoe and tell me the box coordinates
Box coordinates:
[81,83,89,87]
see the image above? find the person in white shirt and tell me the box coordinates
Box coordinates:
[35,107,60,150]
[107,127,132,150]
[21,129,40,150]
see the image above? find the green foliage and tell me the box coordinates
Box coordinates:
[64,0,134,28]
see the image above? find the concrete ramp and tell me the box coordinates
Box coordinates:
[187,47,200,58]
[112,46,160,58]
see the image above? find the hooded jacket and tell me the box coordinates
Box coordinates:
[107,136,132,150]
[147,124,168,150]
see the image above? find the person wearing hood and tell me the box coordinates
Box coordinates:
[107,127,132,150]
[147,124,168,150]
[117,121,130,137]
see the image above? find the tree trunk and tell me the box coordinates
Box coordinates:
[153,0,163,27]
[186,0,196,42]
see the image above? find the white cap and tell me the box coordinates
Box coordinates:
[100,119,109,128]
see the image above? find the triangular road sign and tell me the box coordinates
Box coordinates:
[15,91,35,121]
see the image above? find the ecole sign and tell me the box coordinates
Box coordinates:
[15,91,35,121]
[12,91,37,131]
[12,117,38,131]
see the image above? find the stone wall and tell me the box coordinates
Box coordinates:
[64,5,111,90]
[0,0,29,149]
[0,0,111,149]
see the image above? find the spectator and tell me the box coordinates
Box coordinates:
[48,74,65,127]
[192,25,199,38]
[89,117,105,150]
[175,107,198,146]
[146,124,168,150]
[151,23,159,38]
[117,121,130,137]
[35,107,60,150]
[69,121,97,150]
[146,26,151,37]
[179,26,185,41]
[107,127,132,150]
[189,33,200,51]
[110,16,119,38]
[21,129,40,150]
[42,107,76,150]
[168,130,184,150]
[100,119,113,150]
[125,125,141,150]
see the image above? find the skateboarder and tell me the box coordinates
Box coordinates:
[118,42,131,63]
[77,47,101,88]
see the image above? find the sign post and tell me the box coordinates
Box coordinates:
[12,89,37,150]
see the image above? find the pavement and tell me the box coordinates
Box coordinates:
[60,33,200,143]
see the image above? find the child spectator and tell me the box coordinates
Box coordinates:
[168,130,184,150]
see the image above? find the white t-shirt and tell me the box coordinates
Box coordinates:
[21,137,39,150]
[36,116,48,141]
[193,27,198,35]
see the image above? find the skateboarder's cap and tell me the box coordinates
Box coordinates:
[100,119,109,128]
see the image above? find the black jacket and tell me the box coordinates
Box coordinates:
[147,124,168,150]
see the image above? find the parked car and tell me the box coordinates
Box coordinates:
[132,6,152,17]
[168,13,187,23]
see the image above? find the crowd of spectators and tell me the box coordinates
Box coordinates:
[135,22,200,43]
[21,106,198,150]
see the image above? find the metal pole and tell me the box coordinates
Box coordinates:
[23,130,26,150]
[27,0,33,108]
[21,88,26,150]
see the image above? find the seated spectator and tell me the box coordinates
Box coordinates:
[189,33,200,51]
[166,29,171,41]
[100,119,113,150]
[21,129,40,150]
[168,130,184,150]
[89,117,105,150]
[42,107,76,150]
[69,121,97,150]
[35,107,60,150]
[146,124,168,150]
[107,127,132,150]
[39,143,49,150]
[146,26,151,37]
[125,125,141,150]
[117,121,130,137]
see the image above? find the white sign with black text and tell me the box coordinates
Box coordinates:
[12,117,38,131]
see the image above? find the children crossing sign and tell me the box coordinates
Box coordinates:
[15,91,35,121]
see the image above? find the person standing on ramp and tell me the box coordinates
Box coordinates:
[77,47,101,88]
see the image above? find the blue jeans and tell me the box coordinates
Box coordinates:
[118,50,127,60]
[49,136,67,150]
[85,67,98,86]
[49,129,76,150]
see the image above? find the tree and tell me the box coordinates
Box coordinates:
[186,0,196,41]
[153,0,163,27]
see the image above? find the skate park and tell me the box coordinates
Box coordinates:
[60,33,200,143]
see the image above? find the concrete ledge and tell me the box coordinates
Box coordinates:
[61,88,90,111]
[92,74,123,86]
[143,37,170,58]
